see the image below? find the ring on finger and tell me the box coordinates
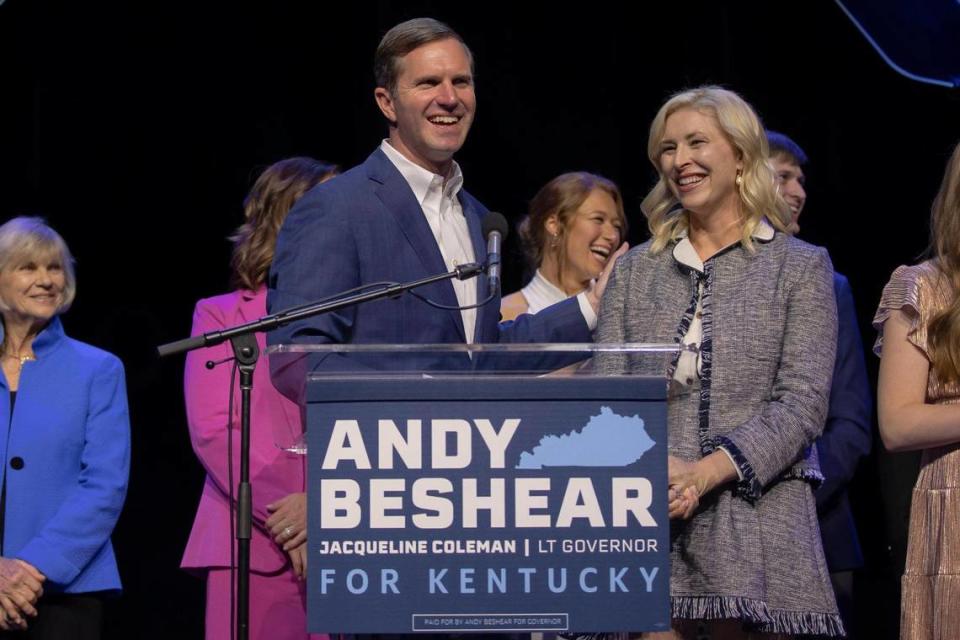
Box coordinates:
[282,525,295,540]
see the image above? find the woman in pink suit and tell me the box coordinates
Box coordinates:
[181,157,338,640]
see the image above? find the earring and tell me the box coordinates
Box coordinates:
[550,232,560,249]
[735,169,743,187]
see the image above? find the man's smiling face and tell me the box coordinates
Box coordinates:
[375,37,476,176]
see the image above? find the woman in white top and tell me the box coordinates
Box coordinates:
[501,172,627,321]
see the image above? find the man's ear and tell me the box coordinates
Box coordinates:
[374,87,397,125]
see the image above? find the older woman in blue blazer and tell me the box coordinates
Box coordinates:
[0,217,130,637]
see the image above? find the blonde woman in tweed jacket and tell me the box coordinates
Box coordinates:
[595,87,843,638]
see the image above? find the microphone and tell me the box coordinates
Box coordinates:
[481,212,509,298]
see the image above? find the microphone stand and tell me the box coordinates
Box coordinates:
[157,261,485,640]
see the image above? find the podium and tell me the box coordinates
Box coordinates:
[267,343,676,635]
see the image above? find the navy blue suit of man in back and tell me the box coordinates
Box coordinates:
[267,18,615,398]
[768,131,872,636]
[819,272,872,571]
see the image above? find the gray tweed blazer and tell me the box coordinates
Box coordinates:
[595,230,843,635]
[597,230,837,495]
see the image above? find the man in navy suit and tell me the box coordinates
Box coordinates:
[268,18,616,392]
[263,22,623,640]
[768,130,872,636]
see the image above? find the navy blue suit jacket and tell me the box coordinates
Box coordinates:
[266,149,590,390]
[816,272,872,572]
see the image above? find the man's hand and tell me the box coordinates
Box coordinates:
[584,242,629,313]
[266,492,307,551]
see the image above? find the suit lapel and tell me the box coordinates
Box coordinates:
[463,194,487,270]
[462,193,493,341]
[366,150,466,340]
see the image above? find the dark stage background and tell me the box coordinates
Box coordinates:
[2,1,959,637]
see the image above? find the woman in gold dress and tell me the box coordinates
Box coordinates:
[874,140,960,639]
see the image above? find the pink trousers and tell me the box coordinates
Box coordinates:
[205,568,330,640]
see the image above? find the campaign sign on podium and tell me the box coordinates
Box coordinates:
[288,343,673,634]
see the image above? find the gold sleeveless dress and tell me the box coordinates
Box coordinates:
[874,261,960,640]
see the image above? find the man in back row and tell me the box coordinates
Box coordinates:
[768,130,872,638]
[267,17,622,380]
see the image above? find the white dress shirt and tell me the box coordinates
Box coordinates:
[380,141,478,342]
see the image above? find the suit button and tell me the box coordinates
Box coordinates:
[10,457,24,470]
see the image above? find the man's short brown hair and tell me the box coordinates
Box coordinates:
[374,17,473,95]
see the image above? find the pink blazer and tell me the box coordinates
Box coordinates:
[180,287,305,573]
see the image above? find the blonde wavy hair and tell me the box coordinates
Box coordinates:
[926,141,960,383]
[230,157,338,291]
[640,86,791,254]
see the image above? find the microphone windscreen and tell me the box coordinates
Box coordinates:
[481,211,509,241]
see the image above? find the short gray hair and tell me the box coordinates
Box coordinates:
[374,17,473,95]
[0,216,77,314]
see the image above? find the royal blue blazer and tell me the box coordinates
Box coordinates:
[0,316,130,593]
